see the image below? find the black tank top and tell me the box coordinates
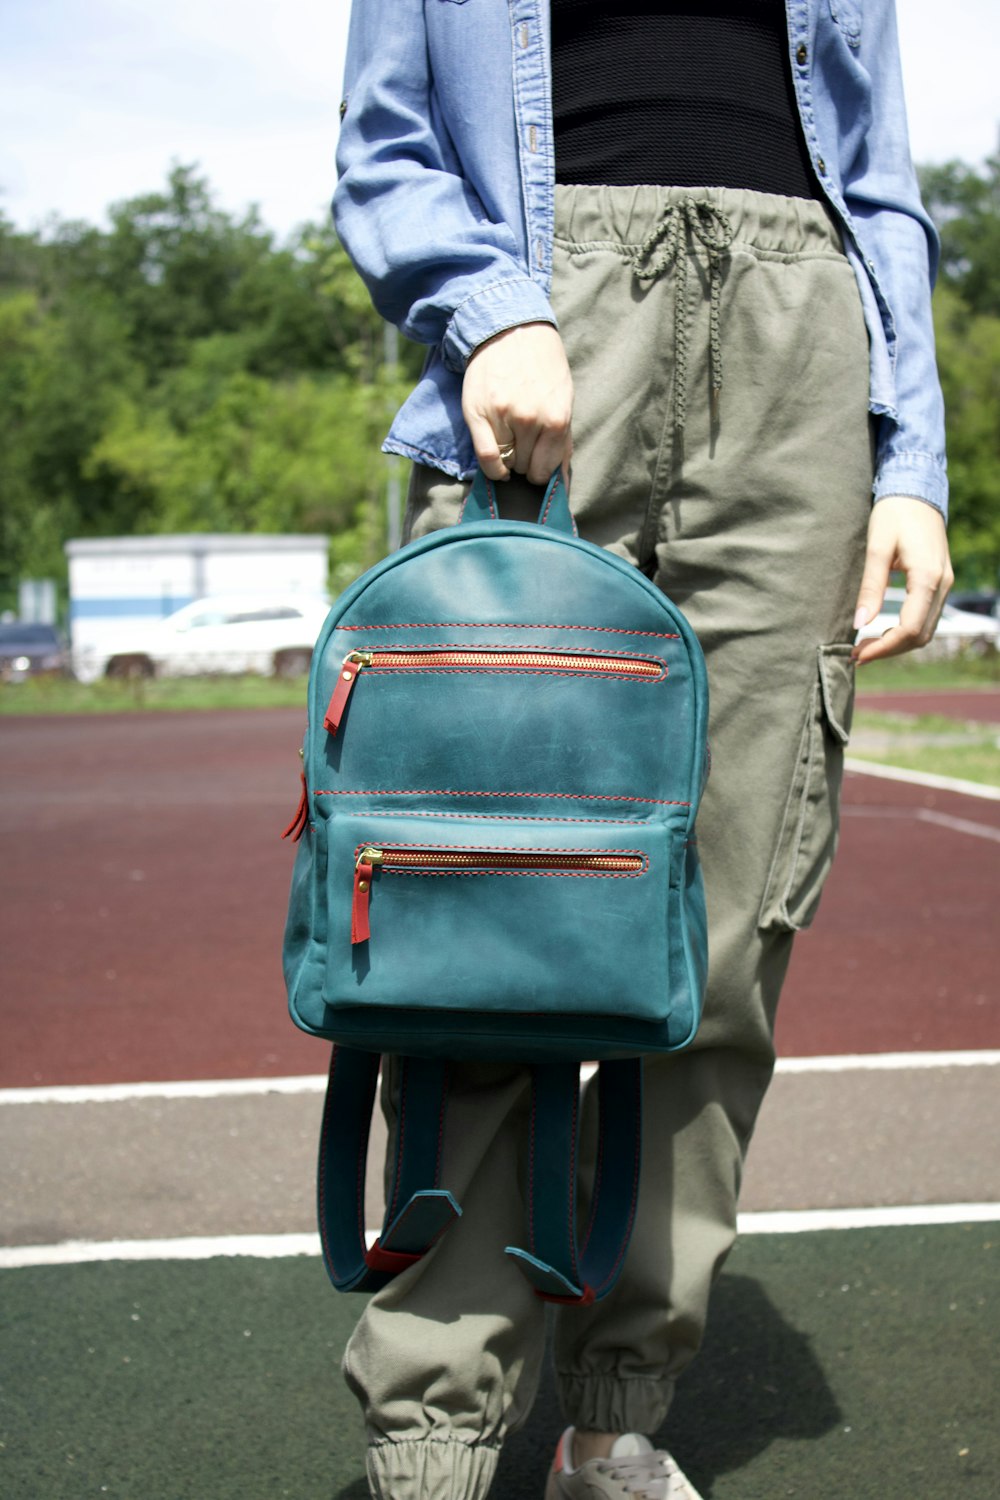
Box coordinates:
[551,0,819,198]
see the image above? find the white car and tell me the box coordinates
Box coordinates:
[856,587,1000,658]
[76,594,331,682]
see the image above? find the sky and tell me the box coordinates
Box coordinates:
[2,0,998,241]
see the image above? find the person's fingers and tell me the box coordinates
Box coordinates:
[462,323,574,482]
[851,496,953,665]
[853,571,949,664]
[466,409,512,480]
[852,546,893,638]
[523,407,572,485]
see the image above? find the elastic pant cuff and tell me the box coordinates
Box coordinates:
[365,1438,500,1500]
[556,1372,676,1436]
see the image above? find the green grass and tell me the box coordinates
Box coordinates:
[849,740,1000,787]
[0,673,309,716]
[852,708,985,736]
[855,650,999,692]
[849,701,1000,787]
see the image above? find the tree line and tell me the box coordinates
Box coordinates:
[1,158,997,613]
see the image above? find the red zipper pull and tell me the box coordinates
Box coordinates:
[281,770,309,842]
[324,651,371,735]
[352,847,379,944]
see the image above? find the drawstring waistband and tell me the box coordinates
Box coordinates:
[623,198,734,430]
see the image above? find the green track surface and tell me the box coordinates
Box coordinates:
[1,1226,995,1499]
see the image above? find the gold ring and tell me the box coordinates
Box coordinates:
[498,442,516,463]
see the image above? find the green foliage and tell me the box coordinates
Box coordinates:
[0,165,420,612]
[931,284,1000,585]
[2,156,998,613]
[919,154,1000,587]
[920,153,1000,317]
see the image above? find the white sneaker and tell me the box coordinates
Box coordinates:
[544,1427,704,1500]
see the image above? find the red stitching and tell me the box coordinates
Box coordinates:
[337,621,681,639]
[317,788,690,807]
[540,486,555,527]
[343,809,650,825]
[352,643,664,664]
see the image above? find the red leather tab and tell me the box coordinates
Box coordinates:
[352,860,373,944]
[364,1240,422,1274]
[324,657,362,735]
[537,1283,596,1307]
[280,772,308,842]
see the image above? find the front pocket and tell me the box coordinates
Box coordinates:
[758,645,855,932]
[351,843,649,943]
[323,647,664,734]
[324,812,674,1029]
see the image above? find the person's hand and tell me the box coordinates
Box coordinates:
[851,495,954,664]
[462,322,573,485]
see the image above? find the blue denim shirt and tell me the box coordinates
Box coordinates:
[334,0,948,518]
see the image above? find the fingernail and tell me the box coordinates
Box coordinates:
[853,607,870,630]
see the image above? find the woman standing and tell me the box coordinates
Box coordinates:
[332,4,951,1497]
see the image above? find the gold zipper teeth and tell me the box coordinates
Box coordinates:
[376,850,643,872]
[367,651,659,677]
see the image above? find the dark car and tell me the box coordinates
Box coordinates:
[949,591,999,620]
[0,622,69,682]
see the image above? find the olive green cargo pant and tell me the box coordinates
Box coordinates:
[345,185,874,1500]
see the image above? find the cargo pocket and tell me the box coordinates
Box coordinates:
[758,644,855,932]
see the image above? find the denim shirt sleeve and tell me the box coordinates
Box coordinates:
[829,2,948,517]
[332,0,555,373]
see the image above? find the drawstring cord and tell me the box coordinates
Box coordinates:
[624,197,734,430]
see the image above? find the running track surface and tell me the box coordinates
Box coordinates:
[1,709,997,1089]
[856,687,1000,723]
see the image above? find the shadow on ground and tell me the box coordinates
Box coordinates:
[483,1274,839,1499]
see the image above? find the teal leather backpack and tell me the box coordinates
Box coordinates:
[282,469,708,1305]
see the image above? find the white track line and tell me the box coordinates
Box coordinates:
[916,807,1000,842]
[2,1051,998,1107]
[845,757,1000,800]
[843,803,1000,842]
[4,1204,999,1269]
[738,1204,1000,1234]
[0,1075,328,1106]
[0,1234,321,1269]
[775,1049,1000,1073]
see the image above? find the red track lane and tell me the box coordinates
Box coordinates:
[1,712,997,1088]
[857,688,1000,723]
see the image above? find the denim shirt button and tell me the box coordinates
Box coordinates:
[816,156,826,174]
[796,43,807,65]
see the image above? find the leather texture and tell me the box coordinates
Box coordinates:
[283,468,709,1300]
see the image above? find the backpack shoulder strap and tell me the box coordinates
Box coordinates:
[317,1049,642,1304]
[505,1059,643,1305]
[316,1047,461,1293]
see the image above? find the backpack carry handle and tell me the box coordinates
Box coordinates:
[460,468,576,536]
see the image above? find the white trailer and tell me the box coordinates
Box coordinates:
[65,534,329,681]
